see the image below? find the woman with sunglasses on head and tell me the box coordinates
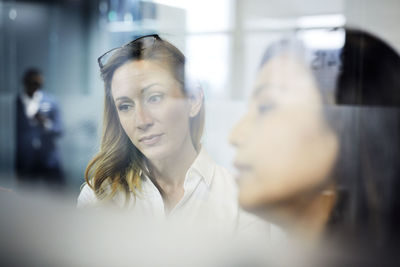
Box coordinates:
[77,35,254,232]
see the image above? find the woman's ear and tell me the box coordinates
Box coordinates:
[188,87,204,118]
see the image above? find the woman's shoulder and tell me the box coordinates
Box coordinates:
[208,160,239,200]
[77,183,98,208]
[76,182,130,208]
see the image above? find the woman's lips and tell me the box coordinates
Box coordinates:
[233,162,252,177]
[233,162,252,185]
[139,134,164,145]
[234,162,252,172]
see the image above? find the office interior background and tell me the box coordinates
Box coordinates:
[1,0,400,196]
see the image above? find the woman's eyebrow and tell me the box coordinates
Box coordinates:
[115,96,132,102]
[253,83,285,97]
[253,84,270,97]
[115,83,161,102]
[140,83,160,94]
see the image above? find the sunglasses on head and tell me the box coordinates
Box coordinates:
[97,34,161,69]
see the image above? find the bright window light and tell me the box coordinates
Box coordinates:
[149,0,233,32]
[298,28,345,50]
[297,14,346,28]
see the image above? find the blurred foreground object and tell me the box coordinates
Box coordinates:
[230,27,400,253]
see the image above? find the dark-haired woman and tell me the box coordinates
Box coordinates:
[230,28,400,249]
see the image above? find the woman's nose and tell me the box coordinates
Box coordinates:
[229,116,248,148]
[135,105,154,131]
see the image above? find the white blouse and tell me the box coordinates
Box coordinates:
[77,148,268,235]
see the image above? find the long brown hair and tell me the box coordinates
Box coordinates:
[85,36,205,204]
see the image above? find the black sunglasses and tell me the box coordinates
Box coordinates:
[97,34,161,69]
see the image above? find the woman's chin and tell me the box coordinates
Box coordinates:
[140,145,172,162]
[238,189,266,212]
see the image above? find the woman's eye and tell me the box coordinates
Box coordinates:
[147,94,164,104]
[118,103,133,112]
[258,103,275,114]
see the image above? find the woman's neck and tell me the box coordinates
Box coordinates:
[261,183,337,242]
[149,134,199,212]
[151,136,198,186]
[289,188,337,241]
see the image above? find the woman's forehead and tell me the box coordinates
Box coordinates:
[111,60,184,98]
[119,60,170,75]
[253,54,322,105]
[112,61,173,87]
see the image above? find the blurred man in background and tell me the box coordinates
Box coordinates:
[15,68,65,190]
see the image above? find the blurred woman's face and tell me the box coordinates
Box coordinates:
[230,53,338,211]
[111,60,194,161]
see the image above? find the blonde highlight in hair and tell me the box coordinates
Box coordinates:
[85,36,204,204]
[85,93,148,205]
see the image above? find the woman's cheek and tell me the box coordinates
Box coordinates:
[119,117,135,143]
[164,100,190,132]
